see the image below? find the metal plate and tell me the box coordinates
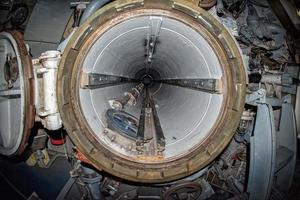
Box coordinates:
[247,104,276,200]
[0,30,34,156]
[275,103,297,192]
[24,0,73,57]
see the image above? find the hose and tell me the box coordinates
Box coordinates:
[79,0,113,25]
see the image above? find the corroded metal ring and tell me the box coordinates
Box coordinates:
[0,30,35,156]
[57,0,246,183]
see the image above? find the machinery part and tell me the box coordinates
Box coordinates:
[70,2,89,27]
[136,86,166,155]
[30,129,48,151]
[221,0,247,18]
[0,30,35,156]
[80,72,136,89]
[48,129,66,146]
[246,89,287,107]
[35,149,51,168]
[33,50,62,131]
[247,104,276,200]
[237,110,255,135]
[246,89,267,105]
[260,66,300,95]
[26,147,67,169]
[198,0,217,9]
[247,98,297,199]
[157,78,222,94]
[106,109,138,139]
[155,167,209,186]
[206,134,247,195]
[109,83,144,110]
[79,0,113,25]
[275,103,297,192]
[163,182,202,200]
[57,0,246,182]
[77,165,102,200]
[4,54,18,88]
[234,110,255,143]
[10,3,29,27]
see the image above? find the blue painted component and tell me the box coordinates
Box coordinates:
[106,109,138,139]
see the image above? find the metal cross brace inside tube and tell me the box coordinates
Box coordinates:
[136,86,166,155]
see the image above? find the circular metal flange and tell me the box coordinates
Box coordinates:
[57,0,246,183]
[0,30,35,156]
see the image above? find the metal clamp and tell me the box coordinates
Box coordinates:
[33,51,62,130]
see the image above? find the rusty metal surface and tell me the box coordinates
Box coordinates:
[57,0,246,183]
[75,149,96,168]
